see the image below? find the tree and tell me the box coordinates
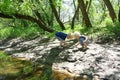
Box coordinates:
[82,0,92,26]
[71,4,80,29]
[0,0,55,32]
[118,7,120,22]
[86,0,92,13]
[99,1,107,24]
[0,13,54,32]
[78,0,92,27]
[49,0,65,30]
[103,0,117,22]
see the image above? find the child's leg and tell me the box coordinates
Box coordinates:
[83,42,87,48]
[59,41,66,48]
[59,41,63,48]
[62,41,67,46]
[82,45,84,48]
[80,42,84,48]
[55,36,64,48]
[80,42,87,48]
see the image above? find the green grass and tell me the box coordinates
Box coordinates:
[0,26,41,39]
[61,21,120,42]
[0,20,120,42]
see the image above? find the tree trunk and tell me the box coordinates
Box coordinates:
[50,11,54,27]
[78,0,92,27]
[103,0,117,22]
[73,0,76,10]
[118,7,120,22]
[34,10,46,25]
[86,0,92,13]
[82,0,92,26]
[85,1,89,10]
[71,5,80,29]
[73,0,80,22]
[0,13,54,32]
[99,3,106,24]
[58,6,61,18]
[39,7,52,26]
[49,0,65,30]
[82,0,89,26]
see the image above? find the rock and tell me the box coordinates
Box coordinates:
[67,49,73,53]
[29,46,44,53]
[93,74,100,80]
[3,38,23,48]
[0,75,5,80]
[12,52,35,60]
[0,37,120,80]
[4,48,16,55]
[64,54,77,62]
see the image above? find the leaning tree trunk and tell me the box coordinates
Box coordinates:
[81,0,88,26]
[78,0,92,27]
[71,5,80,29]
[118,7,120,22]
[0,13,54,32]
[49,0,65,30]
[73,0,80,22]
[103,0,117,22]
[99,6,106,24]
[86,0,92,13]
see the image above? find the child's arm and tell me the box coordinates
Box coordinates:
[60,40,68,46]
[74,42,79,47]
[83,36,88,43]
[62,40,67,44]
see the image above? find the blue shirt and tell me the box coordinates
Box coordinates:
[55,32,67,40]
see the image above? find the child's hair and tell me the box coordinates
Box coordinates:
[67,33,73,36]
[73,31,80,37]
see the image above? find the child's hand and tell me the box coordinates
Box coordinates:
[73,44,77,48]
[64,42,68,45]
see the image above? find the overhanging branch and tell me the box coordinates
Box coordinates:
[0,13,54,32]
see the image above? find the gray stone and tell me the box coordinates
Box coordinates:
[0,37,120,80]
[4,48,15,55]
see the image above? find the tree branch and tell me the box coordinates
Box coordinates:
[0,13,54,32]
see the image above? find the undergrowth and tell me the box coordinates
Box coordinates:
[0,20,120,43]
[0,26,41,39]
[97,21,120,43]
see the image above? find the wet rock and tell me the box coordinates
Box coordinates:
[0,75,5,80]
[4,48,16,55]
[64,54,78,62]
[12,52,35,60]
[1,38,23,48]
[28,46,44,53]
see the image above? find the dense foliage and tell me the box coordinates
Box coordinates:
[0,0,119,41]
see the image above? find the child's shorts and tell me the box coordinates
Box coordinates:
[79,38,84,45]
[79,38,89,45]
[55,35,63,41]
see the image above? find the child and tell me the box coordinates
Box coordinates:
[73,31,88,49]
[55,32,73,48]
